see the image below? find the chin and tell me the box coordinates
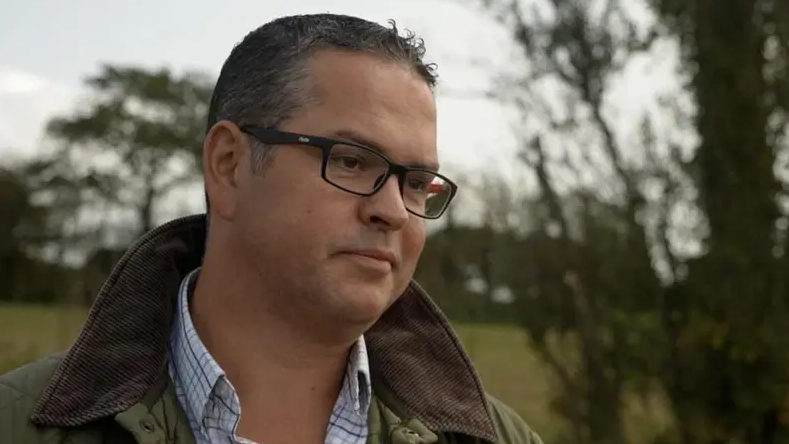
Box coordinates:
[328,282,396,325]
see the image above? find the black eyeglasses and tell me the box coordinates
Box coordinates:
[240,125,457,219]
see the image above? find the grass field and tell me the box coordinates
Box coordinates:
[0,303,668,443]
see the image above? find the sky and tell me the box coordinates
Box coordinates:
[0,0,678,222]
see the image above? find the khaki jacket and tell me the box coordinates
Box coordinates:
[0,215,543,444]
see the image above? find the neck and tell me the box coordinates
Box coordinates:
[190,243,359,441]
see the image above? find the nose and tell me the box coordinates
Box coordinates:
[358,175,409,231]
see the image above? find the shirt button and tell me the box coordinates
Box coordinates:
[390,426,424,444]
[140,418,157,433]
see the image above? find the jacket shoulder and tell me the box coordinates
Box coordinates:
[486,394,544,444]
[0,351,65,406]
[0,351,67,443]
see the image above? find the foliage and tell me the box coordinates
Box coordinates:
[0,64,211,304]
[429,0,789,443]
[42,64,212,242]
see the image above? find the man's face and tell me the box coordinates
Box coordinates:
[208,50,438,333]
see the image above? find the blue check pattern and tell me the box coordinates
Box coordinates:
[168,268,371,444]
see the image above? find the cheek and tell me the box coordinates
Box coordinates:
[402,219,427,266]
[393,220,426,295]
[274,185,352,251]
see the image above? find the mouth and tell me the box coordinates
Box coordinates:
[337,249,398,271]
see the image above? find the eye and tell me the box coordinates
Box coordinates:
[407,177,430,192]
[327,143,382,173]
[332,154,365,171]
[406,172,437,193]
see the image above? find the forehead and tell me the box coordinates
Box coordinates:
[285,49,438,165]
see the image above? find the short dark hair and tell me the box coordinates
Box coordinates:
[203,14,438,216]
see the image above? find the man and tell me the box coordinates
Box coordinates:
[0,14,542,444]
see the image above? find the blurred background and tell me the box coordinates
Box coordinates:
[2,0,788,443]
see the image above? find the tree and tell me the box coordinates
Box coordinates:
[465,0,789,442]
[42,64,212,248]
[647,1,789,442]
[0,162,77,303]
[466,0,673,442]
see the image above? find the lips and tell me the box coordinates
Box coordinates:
[338,248,398,269]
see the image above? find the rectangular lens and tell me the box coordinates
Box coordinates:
[404,171,453,217]
[325,144,389,194]
[424,176,452,217]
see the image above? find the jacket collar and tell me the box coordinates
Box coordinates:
[29,214,497,442]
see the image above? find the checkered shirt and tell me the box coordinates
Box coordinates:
[168,268,371,444]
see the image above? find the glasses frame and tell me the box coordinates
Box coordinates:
[240,125,457,219]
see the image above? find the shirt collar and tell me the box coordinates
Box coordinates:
[169,268,222,426]
[349,333,372,416]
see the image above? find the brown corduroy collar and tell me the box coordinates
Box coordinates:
[29,214,497,442]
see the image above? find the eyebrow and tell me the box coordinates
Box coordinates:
[331,129,441,172]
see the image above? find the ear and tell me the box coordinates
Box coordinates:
[203,120,246,222]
